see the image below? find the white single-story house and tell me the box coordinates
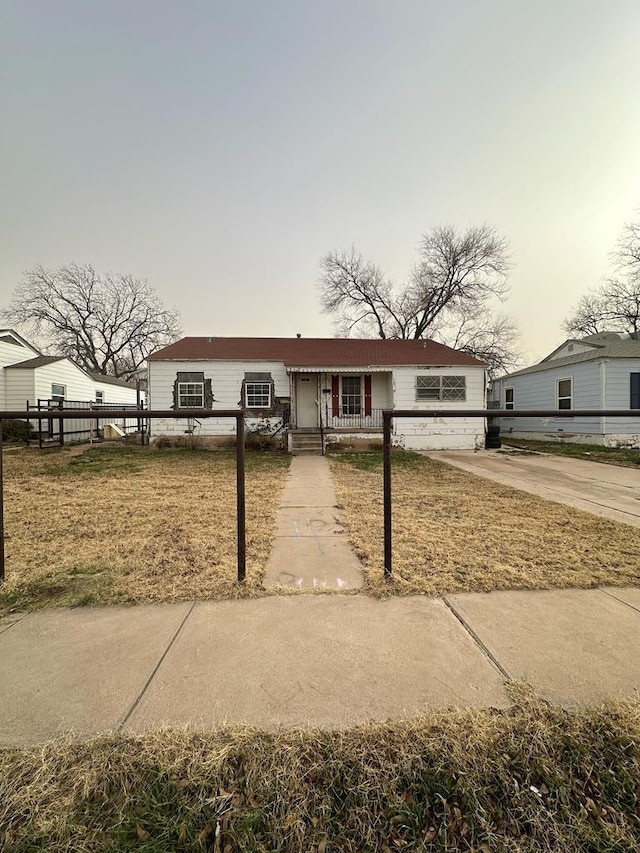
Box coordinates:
[147,337,487,451]
[0,328,143,440]
[490,332,640,447]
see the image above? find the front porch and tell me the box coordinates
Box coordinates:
[288,369,391,455]
[289,370,392,432]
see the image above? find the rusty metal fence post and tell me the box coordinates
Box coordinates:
[0,408,248,587]
[380,408,639,583]
[0,420,4,583]
[383,410,393,578]
[236,413,246,583]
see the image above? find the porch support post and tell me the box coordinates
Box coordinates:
[289,372,296,429]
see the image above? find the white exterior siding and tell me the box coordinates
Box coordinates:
[148,360,486,449]
[4,370,35,410]
[392,366,486,450]
[0,339,35,371]
[93,379,140,405]
[545,342,599,360]
[149,359,289,436]
[34,361,96,402]
[0,337,39,408]
[4,360,95,409]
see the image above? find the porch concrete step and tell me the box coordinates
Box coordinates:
[290,431,323,456]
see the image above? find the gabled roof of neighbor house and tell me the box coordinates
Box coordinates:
[495,332,640,381]
[4,355,66,369]
[0,329,41,354]
[148,337,485,367]
[89,371,138,389]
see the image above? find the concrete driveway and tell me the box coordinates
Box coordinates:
[426,450,640,527]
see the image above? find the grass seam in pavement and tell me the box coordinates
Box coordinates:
[442,596,512,681]
[117,600,196,731]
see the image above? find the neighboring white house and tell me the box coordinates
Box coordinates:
[0,328,143,440]
[0,330,41,409]
[490,332,640,447]
[147,337,487,451]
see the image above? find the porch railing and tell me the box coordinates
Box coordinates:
[326,408,384,429]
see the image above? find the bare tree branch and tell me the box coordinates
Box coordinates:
[564,213,640,337]
[2,264,182,379]
[318,224,516,372]
[437,306,521,376]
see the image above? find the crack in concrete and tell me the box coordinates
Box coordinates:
[599,588,640,616]
[0,613,28,637]
[118,601,196,730]
[442,597,512,681]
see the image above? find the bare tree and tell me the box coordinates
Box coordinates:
[3,264,182,379]
[319,224,517,373]
[564,216,640,336]
[439,305,521,375]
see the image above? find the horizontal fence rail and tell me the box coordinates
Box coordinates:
[382,408,640,578]
[30,399,145,448]
[1,407,638,589]
[0,409,246,585]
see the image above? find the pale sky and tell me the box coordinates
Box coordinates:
[2,0,640,365]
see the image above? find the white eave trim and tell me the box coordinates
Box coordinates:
[286,364,481,373]
[287,365,392,373]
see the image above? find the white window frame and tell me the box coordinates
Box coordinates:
[341,375,362,415]
[245,382,271,409]
[177,381,205,408]
[504,387,514,410]
[51,383,66,400]
[95,390,104,403]
[557,377,572,411]
[416,374,466,402]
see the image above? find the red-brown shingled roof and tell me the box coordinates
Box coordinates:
[148,337,485,367]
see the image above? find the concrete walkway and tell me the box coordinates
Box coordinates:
[427,450,640,527]
[264,456,363,589]
[1,587,640,746]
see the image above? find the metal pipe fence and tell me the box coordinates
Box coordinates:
[1,407,637,589]
[0,409,246,584]
[382,409,639,578]
[28,399,145,448]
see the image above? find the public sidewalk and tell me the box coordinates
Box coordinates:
[1,586,640,747]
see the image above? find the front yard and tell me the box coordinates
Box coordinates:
[3,444,639,610]
[1,446,290,611]
[329,450,640,595]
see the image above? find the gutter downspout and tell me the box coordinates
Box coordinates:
[599,360,607,441]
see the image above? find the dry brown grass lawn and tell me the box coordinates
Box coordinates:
[329,450,640,595]
[0,445,290,610]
